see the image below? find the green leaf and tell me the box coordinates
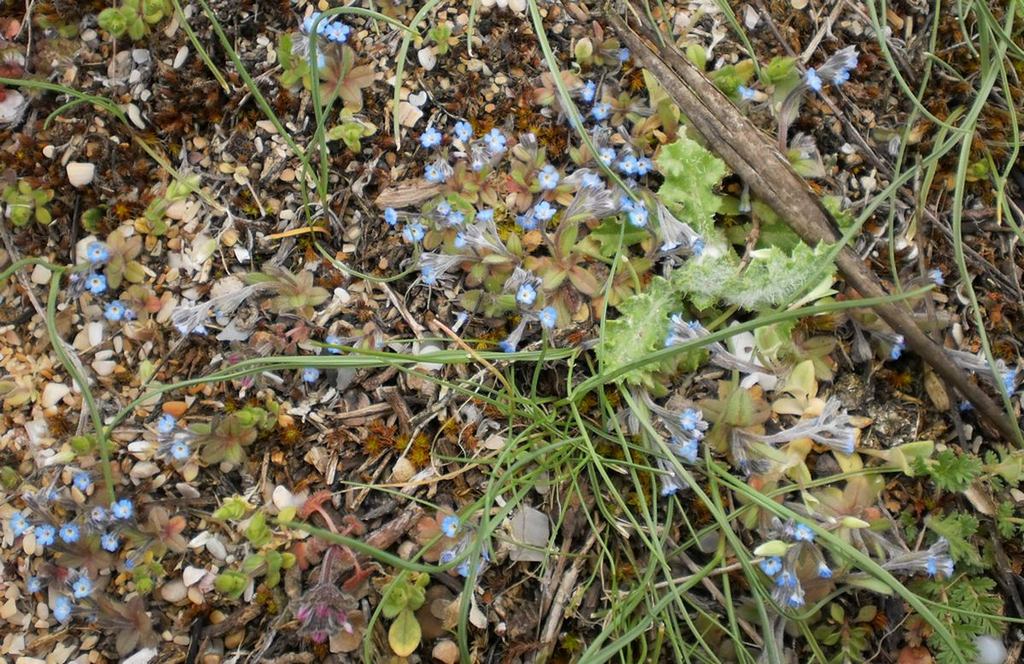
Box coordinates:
[596,275,702,392]
[98,7,128,36]
[753,540,789,557]
[928,449,983,492]
[245,512,272,548]
[213,496,248,521]
[380,585,407,619]
[656,135,727,239]
[926,512,981,567]
[845,576,894,595]
[388,608,421,657]
[214,571,249,599]
[584,216,648,258]
[264,550,283,588]
[240,553,265,575]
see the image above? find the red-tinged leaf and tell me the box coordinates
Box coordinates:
[568,266,600,296]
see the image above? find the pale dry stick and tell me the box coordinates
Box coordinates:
[381,280,425,338]
[628,560,746,594]
[427,316,512,394]
[677,552,762,647]
[799,0,848,63]
[532,524,595,664]
[607,7,1020,444]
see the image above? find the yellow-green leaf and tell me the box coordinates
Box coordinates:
[388,608,421,657]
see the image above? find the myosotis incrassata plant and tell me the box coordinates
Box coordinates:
[1,1,1020,661]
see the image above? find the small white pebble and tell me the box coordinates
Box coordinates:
[173,45,190,69]
[974,635,1006,664]
[160,580,187,603]
[66,161,96,187]
[30,263,51,285]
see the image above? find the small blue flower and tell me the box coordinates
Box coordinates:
[484,128,506,154]
[817,561,833,579]
[420,263,438,284]
[124,558,137,571]
[925,554,954,578]
[35,524,55,546]
[384,208,398,227]
[517,213,538,231]
[516,283,538,307]
[453,121,473,142]
[537,164,560,190]
[420,126,443,149]
[1003,366,1019,395]
[833,69,850,85]
[59,523,80,544]
[436,200,453,217]
[301,11,321,34]
[476,208,495,223]
[85,242,110,264]
[580,172,604,189]
[785,590,805,608]
[581,80,597,103]
[90,506,108,524]
[402,222,426,244]
[441,515,460,538]
[325,335,343,354]
[302,368,320,383]
[533,201,556,222]
[85,273,107,295]
[498,338,518,353]
[928,268,944,285]
[889,336,906,361]
[170,441,191,461]
[775,570,798,588]
[738,85,757,101]
[759,556,782,576]
[101,532,120,552]
[660,478,682,496]
[617,154,638,175]
[678,408,701,431]
[618,48,630,62]
[456,560,471,577]
[424,163,448,184]
[27,576,43,593]
[156,414,177,435]
[792,523,815,542]
[72,472,93,492]
[111,498,134,520]
[104,300,126,322]
[9,512,31,537]
[539,306,557,330]
[439,549,457,565]
[447,210,465,226]
[805,68,823,92]
[691,238,705,256]
[71,575,93,599]
[53,596,73,622]
[635,157,653,176]
[454,232,467,249]
[675,438,699,463]
[324,21,350,43]
[591,103,611,121]
[627,204,648,228]
[598,147,616,165]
